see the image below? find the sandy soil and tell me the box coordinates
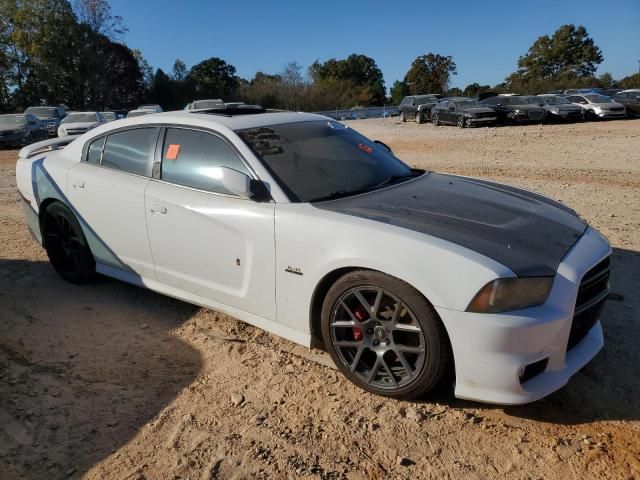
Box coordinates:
[1,118,639,480]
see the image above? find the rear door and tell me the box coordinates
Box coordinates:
[144,126,277,320]
[67,127,159,279]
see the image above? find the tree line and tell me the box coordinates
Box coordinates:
[0,1,638,113]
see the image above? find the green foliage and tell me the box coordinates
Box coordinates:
[447,87,463,97]
[390,80,409,104]
[462,83,491,98]
[618,73,640,89]
[506,25,603,92]
[187,57,238,100]
[404,53,457,95]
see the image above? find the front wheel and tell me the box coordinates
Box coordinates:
[399,111,406,123]
[321,270,450,399]
[415,112,423,124]
[432,114,440,126]
[42,202,96,284]
[457,116,465,128]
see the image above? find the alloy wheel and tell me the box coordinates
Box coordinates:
[44,211,86,278]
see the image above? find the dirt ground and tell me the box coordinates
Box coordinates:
[1,118,639,480]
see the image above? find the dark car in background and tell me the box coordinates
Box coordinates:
[612,90,640,117]
[479,95,546,124]
[398,95,439,123]
[0,113,48,147]
[24,106,66,136]
[526,95,584,121]
[430,97,497,127]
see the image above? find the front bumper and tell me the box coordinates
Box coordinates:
[437,227,611,405]
[597,111,626,118]
[467,117,497,124]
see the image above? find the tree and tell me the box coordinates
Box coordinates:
[132,48,153,92]
[404,53,457,95]
[73,0,127,39]
[447,87,463,96]
[618,73,640,89]
[597,72,615,89]
[506,25,602,86]
[278,61,305,110]
[390,80,409,104]
[171,58,187,81]
[187,57,238,100]
[310,54,386,106]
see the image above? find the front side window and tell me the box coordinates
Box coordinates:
[160,128,250,195]
[237,120,417,203]
[101,128,157,176]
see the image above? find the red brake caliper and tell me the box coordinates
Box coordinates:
[353,308,366,341]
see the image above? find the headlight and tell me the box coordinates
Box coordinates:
[551,108,559,114]
[58,127,66,136]
[466,277,553,313]
[464,113,473,117]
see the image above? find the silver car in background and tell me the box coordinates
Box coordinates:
[566,94,626,120]
[57,112,106,137]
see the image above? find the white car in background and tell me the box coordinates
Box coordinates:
[16,108,611,404]
[138,104,163,113]
[565,94,626,119]
[57,112,106,137]
[127,109,154,118]
[185,99,224,110]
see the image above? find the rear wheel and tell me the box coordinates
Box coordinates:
[42,202,96,284]
[432,114,440,126]
[321,270,450,399]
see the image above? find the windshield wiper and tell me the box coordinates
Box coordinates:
[309,170,424,203]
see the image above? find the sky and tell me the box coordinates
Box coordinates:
[109,0,640,90]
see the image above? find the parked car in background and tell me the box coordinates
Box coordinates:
[0,113,48,147]
[612,90,640,117]
[564,88,603,95]
[430,98,497,127]
[566,94,626,120]
[138,104,163,113]
[103,110,127,121]
[57,112,106,137]
[186,99,225,110]
[526,95,584,121]
[602,88,623,97]
[24,106,66,137]
[479,95,546,124]
[127,109,154,118]
[398,95,439,123]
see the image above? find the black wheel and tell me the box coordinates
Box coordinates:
[321,270,450,399]
[415,112,423,124]
[42,202,96,284]
[456,116,465,128]
[399,111,406,123]
[432,114,440,126]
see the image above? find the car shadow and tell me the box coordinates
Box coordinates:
[0,258,202,479]
[422,246,640,425]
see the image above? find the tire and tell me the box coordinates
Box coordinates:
[321,270,450,399]
[431,114,440,126]
[400,111,406,123]
[456,116,465,128]
[42,202,96,284]
[415,112,423,124]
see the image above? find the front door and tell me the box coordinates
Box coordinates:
[144,127,277,320]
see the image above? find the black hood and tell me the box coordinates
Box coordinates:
[462,107,495,115]
[314,173,587,277]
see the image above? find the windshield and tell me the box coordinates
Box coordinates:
[414,96,436,104]
[62,113,98,123]
[25,107,58,118]
[540,96,570,105]
[455,100,480,108]
[237,120,417,202]
[584,95,612,103]
[0,114,27,126]
[503,96,530,106]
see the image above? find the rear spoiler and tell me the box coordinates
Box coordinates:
[19,135,79,159]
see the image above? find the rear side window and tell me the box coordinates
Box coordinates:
[87,137,105,164]
[102,128,157,176]
[160,128,250,195]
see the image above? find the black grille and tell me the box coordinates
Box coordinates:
[476,112,495,118]
[568,257,610,350]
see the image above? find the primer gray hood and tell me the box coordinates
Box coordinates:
[314,172,587,277]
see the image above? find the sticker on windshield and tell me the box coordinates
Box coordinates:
[166,144,180,160]
[358,143,373,154]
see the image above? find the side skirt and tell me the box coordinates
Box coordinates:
[95,263,312,348]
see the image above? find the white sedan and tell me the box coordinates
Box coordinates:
[57,111,106,137]
[16,107,611,404]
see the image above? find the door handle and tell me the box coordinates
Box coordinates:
[72,180,84,189]
[150,204,167,215]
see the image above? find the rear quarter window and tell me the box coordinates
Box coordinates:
[87,137,105,164]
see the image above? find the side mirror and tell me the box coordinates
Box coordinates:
[217,167,253,198]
